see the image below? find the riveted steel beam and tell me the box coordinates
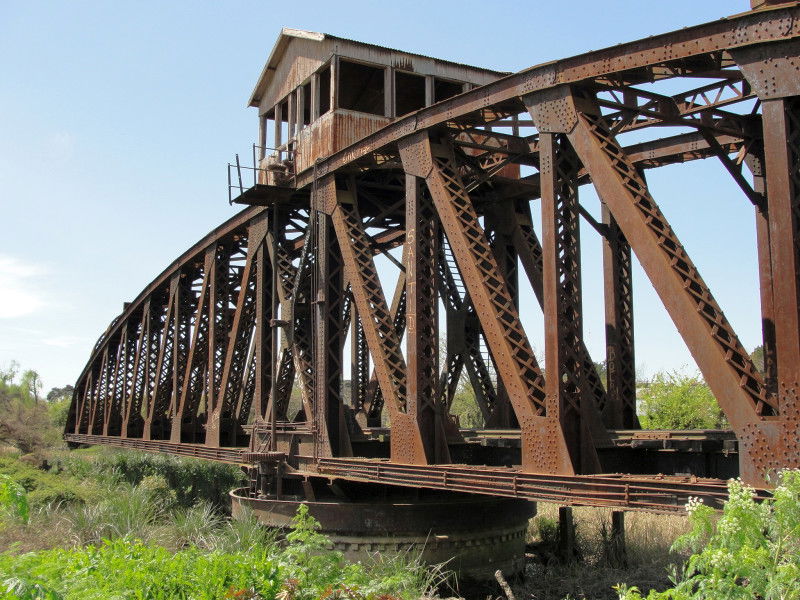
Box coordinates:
[400,131,574,474]
[327,177,425,463]
[313,178,351,458]
[731,41,800,481]
[406,174,449,462]
[525,85,778,484]
[539,132,604,473]
[601,203,639,429]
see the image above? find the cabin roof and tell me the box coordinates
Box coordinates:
[247,27,511,107]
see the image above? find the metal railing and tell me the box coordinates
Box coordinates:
[227,144,295,204]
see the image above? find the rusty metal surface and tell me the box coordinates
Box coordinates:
[67,3,800,513]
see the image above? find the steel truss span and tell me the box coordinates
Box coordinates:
[66,3,800,513]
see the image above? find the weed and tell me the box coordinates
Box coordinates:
[0,474,28,524]
[166,500,225,550]
[215,506,278,553]
[618,470,800,599]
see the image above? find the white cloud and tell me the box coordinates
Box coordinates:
[42,336,85,348]
[0,255,47,319]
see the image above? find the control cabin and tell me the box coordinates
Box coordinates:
[249,28,510,182]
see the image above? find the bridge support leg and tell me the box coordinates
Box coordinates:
[745,152,779,399]
[406,174,450,463]
[399,132,575,474]
[525,85,787,485]
[314,181,351,458]
[601,202,638,429]
[325,176,426,463]
[540,131,603,473]
[761,98,800,407]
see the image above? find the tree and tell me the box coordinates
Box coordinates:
[46,385,74,404]
[20,370,42,403]
[449,379,482,428]
[0,366,61,454]
[46,385,74,429]
[638,370,726,430]
[750,344,765,375]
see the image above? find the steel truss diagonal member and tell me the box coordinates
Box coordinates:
[206,214,269,447]
[399,131,574,475]
[524,86,776,485]
[509,200,616,437]
[539,132,604,473]
[406,174,450,463]
[323,176,428,464]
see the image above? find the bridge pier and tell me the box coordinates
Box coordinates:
[231,474,534,582]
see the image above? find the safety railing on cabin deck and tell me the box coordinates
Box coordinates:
[227,143,295,204]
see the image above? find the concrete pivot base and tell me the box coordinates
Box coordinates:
[230,488,534,580]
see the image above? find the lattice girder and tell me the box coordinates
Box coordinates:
[399,131,575,474]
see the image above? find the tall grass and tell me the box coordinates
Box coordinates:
[523,503,691,600]
[55,449,245,509]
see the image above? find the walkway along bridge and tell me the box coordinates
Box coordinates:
[66,2,800,522]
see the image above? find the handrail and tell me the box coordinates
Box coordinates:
[227,144,296,204]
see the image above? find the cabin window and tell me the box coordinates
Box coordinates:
[338,60,385,116]
[394,71,426,116]
[278,98,289,146]
[434,77,463,103]
[263,108,275,152]
[301,82,311,126]
[319,64,331,115]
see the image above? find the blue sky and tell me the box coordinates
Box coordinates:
[0,0,758,391]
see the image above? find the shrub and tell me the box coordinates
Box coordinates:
[0,456,83,507]
[0,538,282,600]
[638,371,725,430]
[0,505,433,600]
[617,470,800,600]
[58,450,246,508]
[0,474,29,524]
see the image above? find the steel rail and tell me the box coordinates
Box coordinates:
[303,457,757,513]
[65,433,753,512]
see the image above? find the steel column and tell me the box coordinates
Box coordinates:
[540,132,602,473]
[399,131,574,474]
[314,179,351,457]
[406,174,449,462]
[601,202,639,429]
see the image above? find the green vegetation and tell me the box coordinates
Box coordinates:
[0,357,433,599]
[2,356,794,599]
[449,379,483,428]
[0,476,28,525]
[617,470,800,600]
[0,363,66,456]
[638,371,726,430]
[0,478,432,599]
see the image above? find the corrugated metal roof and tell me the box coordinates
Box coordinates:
[248,28,510,107]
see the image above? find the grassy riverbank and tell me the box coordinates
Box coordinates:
[0,448,435,599]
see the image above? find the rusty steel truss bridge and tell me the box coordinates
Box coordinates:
[66,2,800,514]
